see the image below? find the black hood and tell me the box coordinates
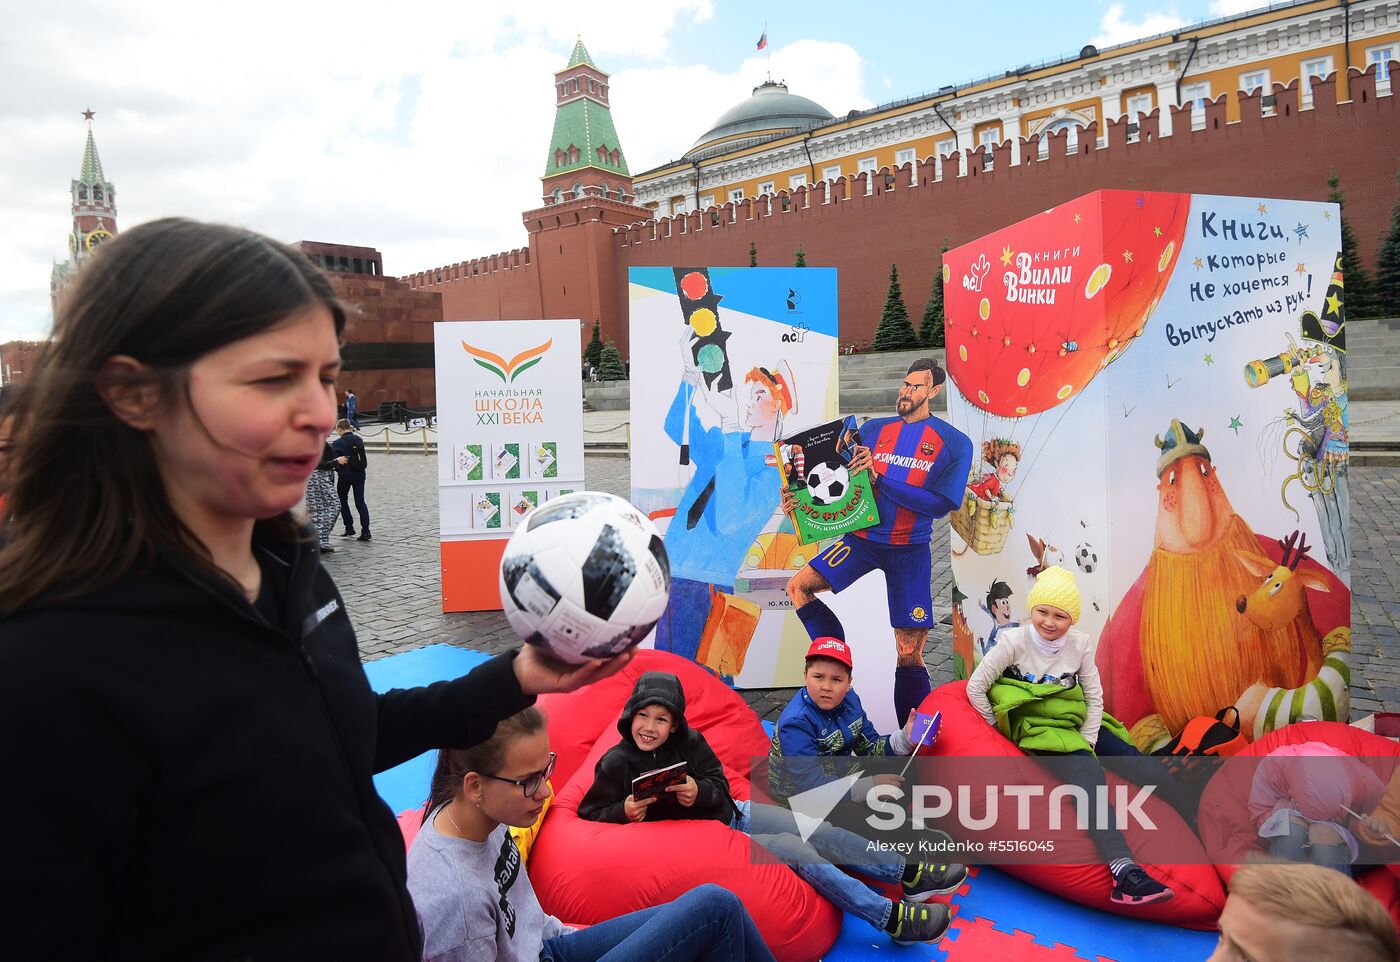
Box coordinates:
[618,671,689,742]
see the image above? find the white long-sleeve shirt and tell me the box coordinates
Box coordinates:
[965,624,1104,747]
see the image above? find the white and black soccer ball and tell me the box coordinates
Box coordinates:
[806,461,849,506]
[1074,542,1098,574]
[499,492,671,665]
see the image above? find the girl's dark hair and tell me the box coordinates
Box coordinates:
[423,706,548,823]
[985,579,1013,612]
[0,218,346,614]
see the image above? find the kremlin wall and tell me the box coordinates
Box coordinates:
[393,65,1397,402]
[23,8,1400,414]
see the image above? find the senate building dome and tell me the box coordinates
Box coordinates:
[685,80,834,160]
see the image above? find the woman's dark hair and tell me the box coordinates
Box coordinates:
[0,218,346,613]
[423,706,548,823]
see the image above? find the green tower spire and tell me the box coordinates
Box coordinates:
[543,37,629,179]
[566,36,594,68]
[79,126,105,185]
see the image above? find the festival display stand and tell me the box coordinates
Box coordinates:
[435,320,584,612]
[629,266,899,726]
[942,189,1351,747]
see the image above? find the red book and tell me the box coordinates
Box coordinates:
[631,761,688,802]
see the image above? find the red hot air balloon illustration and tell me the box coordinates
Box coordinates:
[945,190,1190,419]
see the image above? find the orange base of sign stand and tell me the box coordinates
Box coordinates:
[441,539,508,612]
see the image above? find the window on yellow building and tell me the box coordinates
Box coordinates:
[1181,81,1211,128]
[1368,44,1396,91]
[728,188,745,203]
[822,164,842,181]
[895,147,916,170]
[1301,56,1334,105]
[1240,70,1269,94]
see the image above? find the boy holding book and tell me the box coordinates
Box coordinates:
[578,671,737,824]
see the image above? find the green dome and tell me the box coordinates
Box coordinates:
[687,81,833,159]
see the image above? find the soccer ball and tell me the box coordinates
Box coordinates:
[1075,542,1098,574]
[499,492,672,665]
[806,461,850,505]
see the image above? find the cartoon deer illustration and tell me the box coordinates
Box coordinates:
[1233,530,1350,738]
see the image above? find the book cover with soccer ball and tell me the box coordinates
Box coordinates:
[775,415,879,545]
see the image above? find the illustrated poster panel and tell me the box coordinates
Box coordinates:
[943,189,1350,751]
[629,267,898,714]
[1098,192,1351,747]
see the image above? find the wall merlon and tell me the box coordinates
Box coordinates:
[611,65,1392,259]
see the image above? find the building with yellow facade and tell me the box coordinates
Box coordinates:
[633,0,1399,215]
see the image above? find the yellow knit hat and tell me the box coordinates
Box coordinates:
[1027,566,1081,622]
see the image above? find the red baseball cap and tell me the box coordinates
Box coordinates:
[805,636,853,670]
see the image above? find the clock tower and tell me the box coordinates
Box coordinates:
[51,109,118,310]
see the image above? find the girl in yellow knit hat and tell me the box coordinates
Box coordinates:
[965,565,1174,907]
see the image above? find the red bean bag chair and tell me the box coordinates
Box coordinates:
[921,680,1227,929]
[528,650,842,962]
[1198,720,1400,929]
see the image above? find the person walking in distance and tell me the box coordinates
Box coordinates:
[344,387,360,429]
[305,438,339,553]
[333,419,370,541]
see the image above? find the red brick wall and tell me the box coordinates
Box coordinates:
[326,274,442,408]
[397,66,1398,362]
[0,340,47,386]
[614,68,1399,348]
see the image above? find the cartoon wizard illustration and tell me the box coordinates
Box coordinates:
[1245,255,1350,574]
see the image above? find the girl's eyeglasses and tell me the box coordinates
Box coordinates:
[481,752,556,796]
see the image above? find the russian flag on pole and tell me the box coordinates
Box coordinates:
[756,30,767,51]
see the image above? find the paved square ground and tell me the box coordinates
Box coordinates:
[325,449,1399,722]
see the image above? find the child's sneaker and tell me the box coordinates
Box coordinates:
[1110,865,1174,906]
[901,861,968,901]
[885,900,951,944]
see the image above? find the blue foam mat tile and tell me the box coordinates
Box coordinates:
[364,644,493,813]
[951,866,1217,962]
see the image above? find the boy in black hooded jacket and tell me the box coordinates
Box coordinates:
[578,671,736,824]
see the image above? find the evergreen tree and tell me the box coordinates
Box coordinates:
[872,263,919,352]
[584,320,604,367]
[1376,166,1400,318]
[1328,172,1378,318]
[597,341,627,381]
[919,246,948,348]
[749,241,758,267]
[794,244,807,267]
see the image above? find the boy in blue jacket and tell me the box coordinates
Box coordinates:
[764,637,967,945]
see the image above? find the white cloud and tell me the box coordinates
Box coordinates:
[0,0,760,341]
[1092,4,1187,49]
[611,39,871,170]
[1209,0,1266,16]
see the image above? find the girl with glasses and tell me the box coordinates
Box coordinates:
[411,706,776,962]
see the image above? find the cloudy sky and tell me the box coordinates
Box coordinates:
[0,0,1263,341]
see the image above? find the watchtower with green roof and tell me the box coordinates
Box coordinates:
[52,109,119,310]
[541,37,634,206]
